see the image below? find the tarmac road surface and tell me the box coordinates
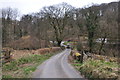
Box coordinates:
[32,49,84,78]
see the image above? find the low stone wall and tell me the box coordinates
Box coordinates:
[70,50,119,63]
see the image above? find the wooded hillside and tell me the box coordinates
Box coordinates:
[1,2,119,57]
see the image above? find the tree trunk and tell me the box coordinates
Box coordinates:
[57,40,62,47]
[99,35,107,55]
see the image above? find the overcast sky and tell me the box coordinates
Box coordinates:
[0,0,118,15]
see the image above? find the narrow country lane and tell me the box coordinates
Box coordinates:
[32,49,84,78]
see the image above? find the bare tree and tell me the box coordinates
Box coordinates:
[2,7,19,46]
[98,3,118,55]
[40,2,74,46]
[19,14,33,36]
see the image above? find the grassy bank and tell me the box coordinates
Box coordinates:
[2,51,61,78]
[72,58,120,80]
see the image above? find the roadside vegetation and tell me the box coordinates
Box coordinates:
[69,48,119,79]
[2,50,61,78]
[1,0,119,79]
[72,58,119,79]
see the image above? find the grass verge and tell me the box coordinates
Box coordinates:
[2,51,61,78]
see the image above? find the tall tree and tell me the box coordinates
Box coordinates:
[40,2,74,46]
[84,6,99,52]
[2,7,19,46]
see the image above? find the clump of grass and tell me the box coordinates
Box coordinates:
[72,63,82,66]
[2,61,18,71]
[23,66,36,75]
[17,54,42,65]
[2,75,12,78]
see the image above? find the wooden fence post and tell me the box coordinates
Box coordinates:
[79,51,84,63]
[2,48,13,63]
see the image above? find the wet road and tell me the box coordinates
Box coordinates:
[32,49,83,78]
